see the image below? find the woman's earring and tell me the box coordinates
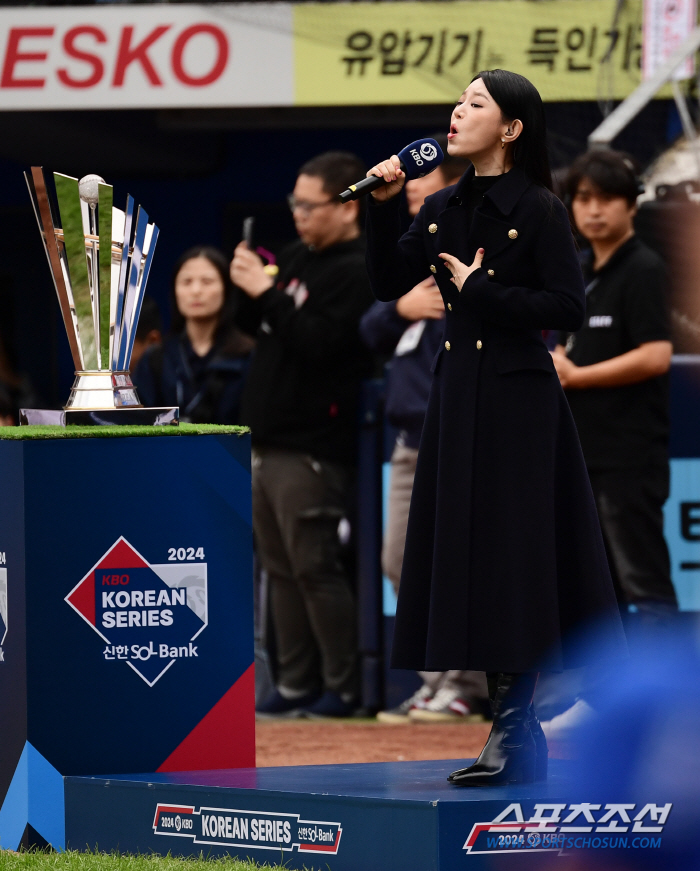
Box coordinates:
[501,138,506,149]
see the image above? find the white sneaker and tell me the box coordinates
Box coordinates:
[541,699,597,741]
[408,685,483,723]
[376,683,433,723]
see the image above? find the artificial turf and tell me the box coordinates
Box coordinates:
[0,424,249,440]
[0,852,282,871]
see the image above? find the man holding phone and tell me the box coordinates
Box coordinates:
[231,151,374,718]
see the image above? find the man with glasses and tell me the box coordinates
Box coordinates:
[231,151,374,718]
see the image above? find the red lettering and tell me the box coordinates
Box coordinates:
[111,575,120,586]
[171,24,228,87]
[112,25,170,87]
[102,575,111,586]
[1,28,54,89]
[57,26,106,89]
[120,574,129,585]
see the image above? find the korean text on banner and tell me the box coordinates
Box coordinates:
[293,0,645,105]
[642,0,698,81]
[0,0,690,110]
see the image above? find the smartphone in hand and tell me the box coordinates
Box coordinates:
[242,216,255,250]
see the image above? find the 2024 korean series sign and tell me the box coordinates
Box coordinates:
[0,0,683,110]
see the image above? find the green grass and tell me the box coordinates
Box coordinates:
[0,424,249,441]
[0,851,285,870]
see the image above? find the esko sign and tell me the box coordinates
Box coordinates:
[3,23,228,88]
[0,4,293,110]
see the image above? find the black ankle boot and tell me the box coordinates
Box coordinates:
[485,678,547,781]
[450,674,547,781]
[448,672,538,787]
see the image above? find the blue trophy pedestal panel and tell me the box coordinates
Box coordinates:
[65,759,581,871]
[0,433,255,851]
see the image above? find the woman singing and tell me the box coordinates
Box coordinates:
[365,70,627,786]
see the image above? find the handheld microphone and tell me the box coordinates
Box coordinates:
[339,138,444,203]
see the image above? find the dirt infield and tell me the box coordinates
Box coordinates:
[256,719,571,767]
[256,720,493,767]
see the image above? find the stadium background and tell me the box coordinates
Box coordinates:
[0,0,688,410]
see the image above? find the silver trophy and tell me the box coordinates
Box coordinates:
[22,168,177,425]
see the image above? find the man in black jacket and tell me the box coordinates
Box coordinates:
[553,151,676,620]
[231,151,374,717]
[547,149,676,740]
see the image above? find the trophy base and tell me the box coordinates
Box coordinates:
[19,407,179,427]
[65,371,141,410]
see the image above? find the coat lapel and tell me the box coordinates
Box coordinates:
[436,165,533,263]
[483,165,532,216]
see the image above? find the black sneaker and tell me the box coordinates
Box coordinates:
[300,690,356,719]
[256,688,320,719]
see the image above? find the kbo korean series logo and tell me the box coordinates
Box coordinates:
[65,537,207,685]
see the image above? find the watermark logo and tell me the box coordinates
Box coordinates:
[65,537,207,686]
[463,802,671,855]
[153,804,342,855]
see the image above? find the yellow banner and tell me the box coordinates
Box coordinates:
[294,0,648,105]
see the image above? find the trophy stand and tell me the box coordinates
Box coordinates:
[21,169,178,426]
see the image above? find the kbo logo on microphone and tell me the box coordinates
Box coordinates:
[65,537,207,686]
[406,139,440,170]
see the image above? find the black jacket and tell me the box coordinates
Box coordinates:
[133,333,252,425]
[561,237,671,470]
[359,301,444,448]
[237,237,374,465]
[366,166,627,672]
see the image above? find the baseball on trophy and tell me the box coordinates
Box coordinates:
[78,174,105,206]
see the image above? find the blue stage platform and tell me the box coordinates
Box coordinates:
[64,759,589,870]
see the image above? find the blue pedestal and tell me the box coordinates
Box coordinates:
[62,758,674,870]
[0,433,255,851]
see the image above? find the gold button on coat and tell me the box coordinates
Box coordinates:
[487,269,495,277]
[428,223,438,234]
[476,340,483,350]
[430,264,437,274]
[447,303,452,311]
[445,341,451,351]
[508,229,518,239]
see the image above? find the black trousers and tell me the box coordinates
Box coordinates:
[588,465,678,611]
[252,446,358,700]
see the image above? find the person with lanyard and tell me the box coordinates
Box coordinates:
[545,150,676,741]
[363,69,627,786]
[133,247,254,424]
[360,135,489,724]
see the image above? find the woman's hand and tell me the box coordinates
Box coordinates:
[366,155,405,202]
[230,241,274,298]
[439,248,485,290]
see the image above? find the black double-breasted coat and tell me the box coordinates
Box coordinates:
[366,166,627,673]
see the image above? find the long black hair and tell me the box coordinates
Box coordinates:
[472,69,553,192]
[170,246,247,354]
